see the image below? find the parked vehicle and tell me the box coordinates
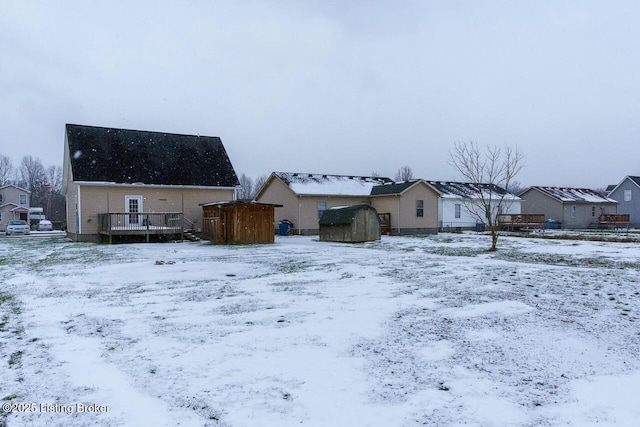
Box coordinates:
[37,220,53,231]
[6,220,31,235]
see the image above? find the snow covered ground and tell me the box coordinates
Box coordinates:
[1,233,639,426]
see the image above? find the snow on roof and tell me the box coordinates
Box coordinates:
[532,186,618,203]
[276,172,392,196]
[0,184,31,193]
[426,181,521,200]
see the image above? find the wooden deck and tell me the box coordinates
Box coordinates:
[597,214,630,229]
[497,214,546,231]
[98,212,184,243]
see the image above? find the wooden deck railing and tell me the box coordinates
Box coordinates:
[598,214,630,229]
[497,214,546,231]
[98,212,184,242]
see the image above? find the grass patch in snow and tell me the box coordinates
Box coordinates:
[8,351,23,367]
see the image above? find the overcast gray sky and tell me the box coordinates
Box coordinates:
[1,1,638,188]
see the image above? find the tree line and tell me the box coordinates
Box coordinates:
[0,154,66,223]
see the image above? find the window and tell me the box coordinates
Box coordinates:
[0,193,3,203]
[591,206,596,217]
[0,212,2,224]
[416,199,424,217]
[454,203,461,219]
[624,190,632,202]
[19,194,27,205]
[571,205,576,218]
[317,201,327,219]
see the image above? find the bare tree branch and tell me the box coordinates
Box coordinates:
[448,141,524,251]
[237,173,254,200]
[394,166,414,181]
[0,154,13,186]
[252,174,268,199]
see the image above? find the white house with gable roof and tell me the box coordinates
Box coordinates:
[427,181,522,230]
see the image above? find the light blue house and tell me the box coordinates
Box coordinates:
[607,176,640,227]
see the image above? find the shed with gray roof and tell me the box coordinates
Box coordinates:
[319,204,381,243]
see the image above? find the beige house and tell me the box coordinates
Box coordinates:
[0,184,31,231]
[369,180,440,235]
[254,172,440,235]
[63,124,239,242]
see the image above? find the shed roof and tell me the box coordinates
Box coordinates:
[274,172,392,196]
[202,200,283,207]
[319,205,375,225]
[527,186,618,203]
[65,124,239,187]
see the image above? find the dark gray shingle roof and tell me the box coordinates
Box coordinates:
[66,124,239,187]
[427,181,509,198]
[529,186,617,203]
[370,180,419,195]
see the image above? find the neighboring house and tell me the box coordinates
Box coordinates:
[368,180,440,235]
[254,172,440,235]
[519,186,618,229]
[254,172,390,235]
[607,176,640,227]
[426,181,522,230]
[0,184,30,232]
[63,124,239,242]
[319,205,381,243]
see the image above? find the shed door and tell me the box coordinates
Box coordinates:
[125,196,143,226]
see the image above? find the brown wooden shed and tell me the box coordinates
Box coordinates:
[202,201,281,244]
[319,204,381,243]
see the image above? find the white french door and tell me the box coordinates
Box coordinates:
[125,196,143,226]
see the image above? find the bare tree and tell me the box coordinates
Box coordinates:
[47,165,63,194]
[449,141,524,251]
[20,156,48,206]
[44,166,65,222]
[0,154,13,185]
[506,180,527,196]
[237,173,254,200]
[252,174,268,199]
[394,166,414,181]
